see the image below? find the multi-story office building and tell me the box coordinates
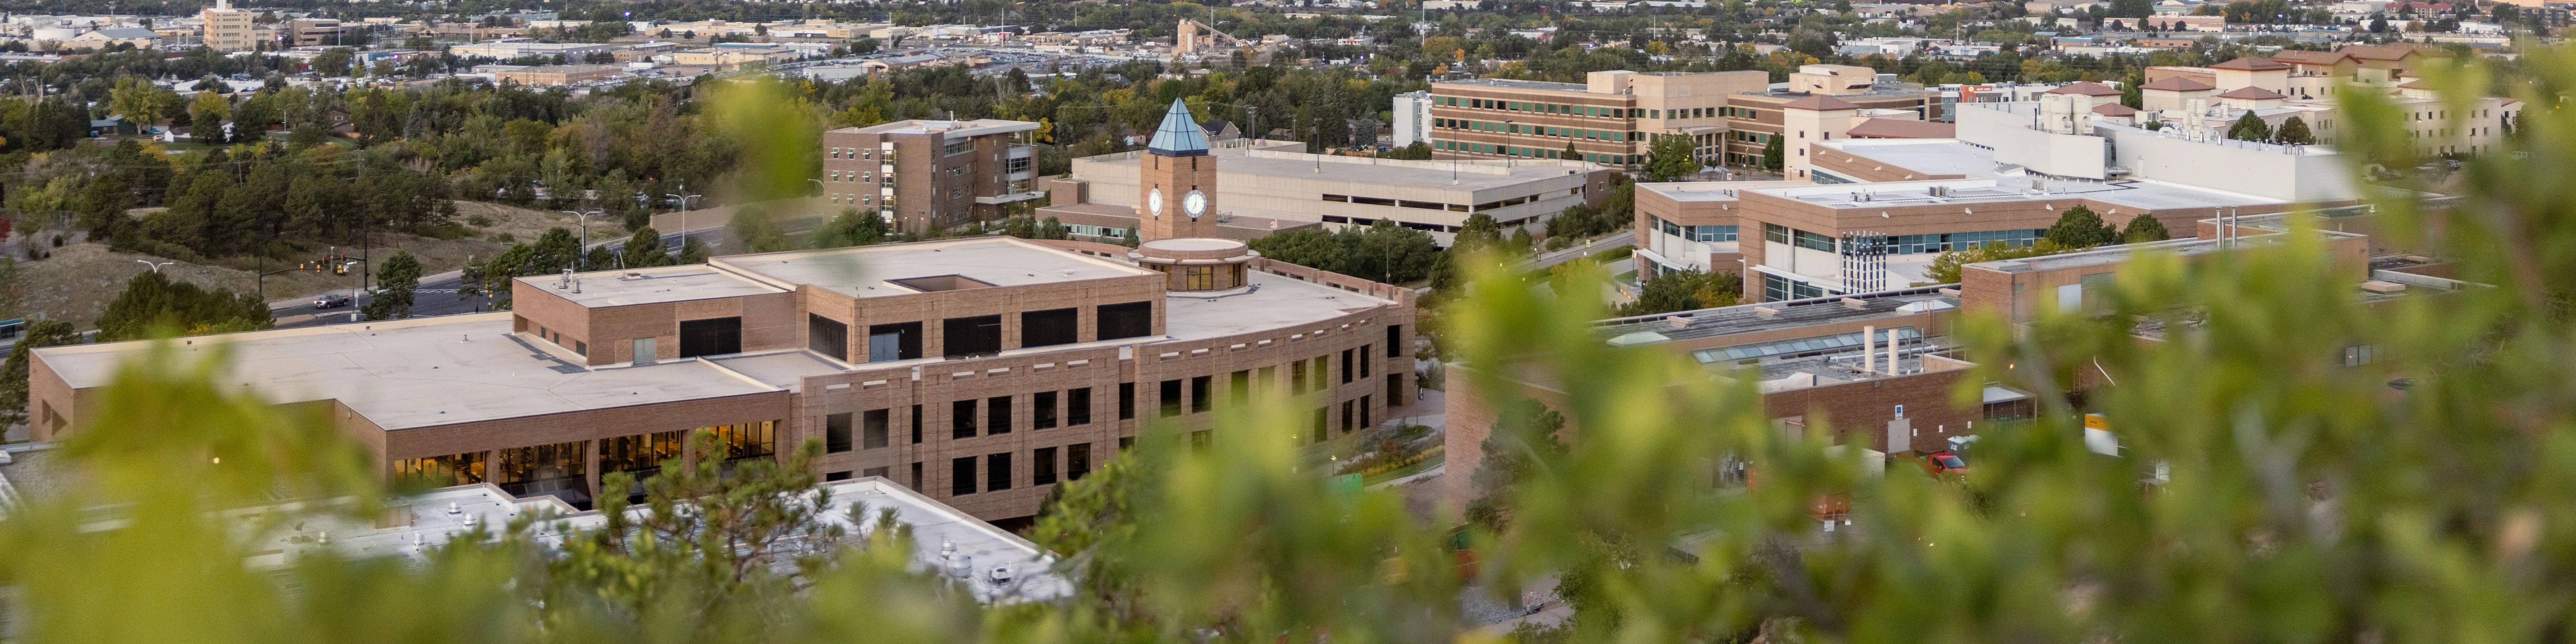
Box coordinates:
[820,119,1042,233]
[286,18,349,46]
[200,0,258,52]
[33,102,1416,524]
[1041,137,1614,245]
[1428,70,1768,166]
[1718,64,1938,171]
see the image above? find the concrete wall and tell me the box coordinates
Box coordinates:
[1956,103,2107,179]
[2105,126,2356,203]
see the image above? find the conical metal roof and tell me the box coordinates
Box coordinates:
[1146,98,1211,157]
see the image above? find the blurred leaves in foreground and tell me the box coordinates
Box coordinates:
[11,49,2576,644]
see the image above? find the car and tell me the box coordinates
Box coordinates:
[313,293,352,309]
[1919,450,1968,477]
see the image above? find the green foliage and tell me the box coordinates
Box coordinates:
[622,226,674,268]
[1452,213,1507,255]
[1465,399,1567,531]
[2274,115,2316,145]
[2122,213,2172,243]
[728,206,796,254]
[1760,134,1784,171]
[809,210,890,249]
[1383,141,1434,160]
[1925,239,2068,283]
[999,215,1071,241]
[2043,204,2122,248]
[556,431,842,623]
[1245,219,1441,284]
[1617,268,1742,317]
[23,35,2576,644]
[361,250,421,320]
[0,318,76,416]
[94,270,272,342]
[1643,134,1700,182]
[2227,111,2273,140]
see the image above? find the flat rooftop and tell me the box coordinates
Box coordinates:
[715,237,1160,299]
[1596,286,1959,346]
[1968,229,2364,274]
[1078,145,1594,195]
[1750,176,2284,212]
[532,263,791,308]
[31,313,783,431]
[835,118,1039,138]
[1164,270,1398,341]
[1637,179,1817,203]
[1435,77,1589,92]
[1816,138,1998,178]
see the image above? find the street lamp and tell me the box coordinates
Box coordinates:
[665,188,702,249]
[134,260,172,273]
[562,210,604,269]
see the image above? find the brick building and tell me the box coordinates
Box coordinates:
[32,103,1416,525]
[821,119,1042,234]
[1428,70,1770,167]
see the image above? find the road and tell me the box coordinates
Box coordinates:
[1526,230,1636,270]
[267,221,770,329]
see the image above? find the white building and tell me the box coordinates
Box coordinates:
[1391,90,1433,148]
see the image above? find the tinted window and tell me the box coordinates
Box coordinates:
[678,317,742,358]
[867,322,922,361]
[1097,301,1153,340]
[942,315,1002,358]
[809,314,848,360]
[1021,307,1078,348]
[986,453,1012,491]
[862,409,890,449]
[951,457,975,495]
[825,412,852,453]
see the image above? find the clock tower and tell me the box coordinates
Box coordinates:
[1138,98,1220,242]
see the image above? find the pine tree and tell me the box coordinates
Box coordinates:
[2123,213,2172,243]
[2228,112,2273,141]
[2044,204,2121,248]
[622,226,673,267]
[2274,115,2316,145]
[361,250,421,320]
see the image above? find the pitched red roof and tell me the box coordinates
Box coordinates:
[1780,94,1861,110]
[2215,86,2287,100]
[2210,56,2292,71]
[1843,118,1956,139]
[2266,49,2350,66]
[2139,76,2216,91]
[2045,81,2123,97]
[2092,103,2140,116]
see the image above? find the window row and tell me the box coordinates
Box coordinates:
[1436,94,1638,118]
[946,442,1095,495]
[826,146,878,160]
[1652,217,1738,243]
[1436,118,1642,143]
[1437,139,1640,164]
[806,302,1155,364]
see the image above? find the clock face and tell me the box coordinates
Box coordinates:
[1182,190,1208,219]
[1147,188,1164,217]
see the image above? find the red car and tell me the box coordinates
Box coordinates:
[1920,451,1969,477]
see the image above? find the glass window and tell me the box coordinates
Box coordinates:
[391,452,486,488]
[863,409,890,449]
